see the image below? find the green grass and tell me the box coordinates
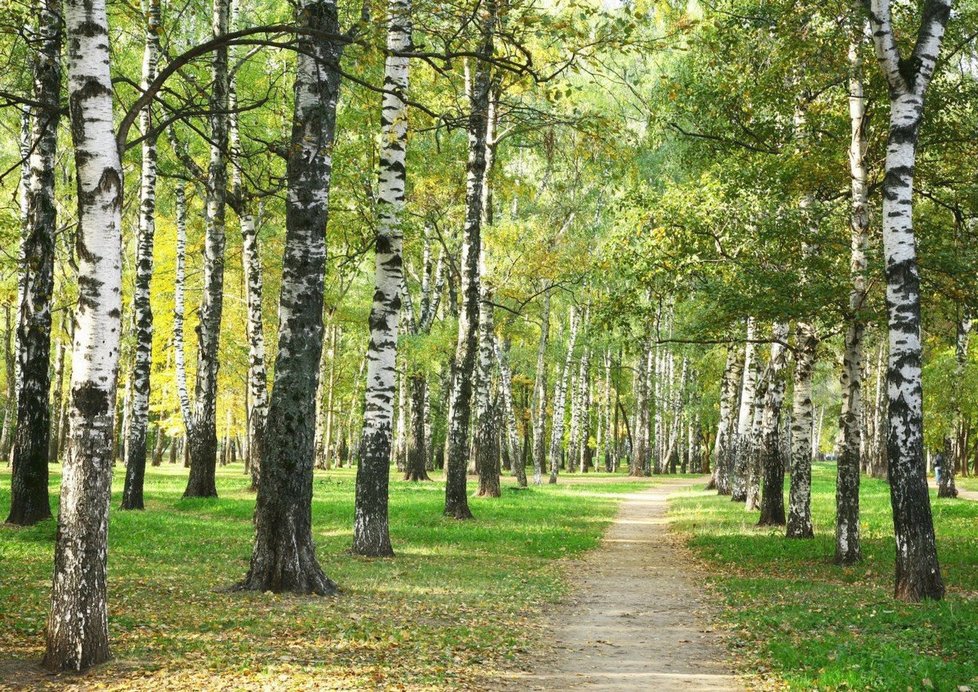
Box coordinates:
[671,463,978,690]
[0,462,658,689]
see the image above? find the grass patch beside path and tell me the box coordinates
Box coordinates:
[671,463,978,690]
[0,464,659,690]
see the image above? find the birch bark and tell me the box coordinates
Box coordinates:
[7,0,61,525]
[863,0,951,601]
[43,0,123,669]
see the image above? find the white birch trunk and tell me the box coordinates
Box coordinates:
[44,0,122,669]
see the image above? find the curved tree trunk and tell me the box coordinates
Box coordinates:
[43,0,122,669]
[185,0,230,498]
[7,1,61,525]
[122,0,161,511]
[237,0,343,594]
[353,0,411,556]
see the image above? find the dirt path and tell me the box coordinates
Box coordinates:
[505,477,739,691]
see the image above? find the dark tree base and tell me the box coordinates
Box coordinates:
[404,469,432,481]
[444,502,474,520]
[351,537,394,558]
[5,497,52,526]
[236,542,338,596]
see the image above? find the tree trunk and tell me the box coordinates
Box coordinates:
[732,318,758,502]
[353,0,411,556]
[758,323,789,526]
[43,0,122,668]
[495,337,526,486]
[786,323,817,537]
[865,0,949,602]
[443,1,494,519]
[531,289,550,484]
[944,316,971,497]
[48,339,66,463]
[173,183,193,435]
[836,15,869,564]
[712,347,743,494]
[185,0,230,498]
[237,0,343,594]
[7,0,61,526]
[549,307,578,484]
[474,281,499,497]
[122,0,161,511]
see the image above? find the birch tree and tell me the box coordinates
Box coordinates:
[237,0,344,594]
[353,0,411,556]
[43,0,123,669]
[758,323,789,526]
[121,0,162,511]
[836,10,870,565]
[443,0,495,519]
[731,318,757,502]
[6,0,61,525]
[549,306,578,484]
[530,288,550,485]
[862,0,951,601]
[185,0,230,498]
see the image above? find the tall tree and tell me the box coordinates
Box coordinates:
[711,346,742,495]
[236,0,344,594]
[731,318,758,502]
[549,306,578,484]
[185,0,230,498]
[122,0,162,511]
[530,288,551,485]
[443,0,496,519]
[836,9,870,565]
[353,0,411,557]
[43,0,123,669]
[229,0,269,492]
[6,0,61,526]
[862,0,951,601]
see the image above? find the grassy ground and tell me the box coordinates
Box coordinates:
[671,463,978,690]
[0,462,659,690]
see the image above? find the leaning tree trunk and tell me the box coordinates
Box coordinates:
[237,0,343,594]
[443,0,494,519]
[7,0,60,526]
[530,288,550,485]
[122,0,161,511]
[865,0,949,602]
[353,0,410,556]
[185,0,230,498]
[731,318,757,501]
[549,307,578,484]
[43,0,122,669]
[836,12,870,564]
[758,323,789,526]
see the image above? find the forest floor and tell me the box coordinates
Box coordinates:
[503,477,739,690]
[0,463,674,690]
[673,463,978,690]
